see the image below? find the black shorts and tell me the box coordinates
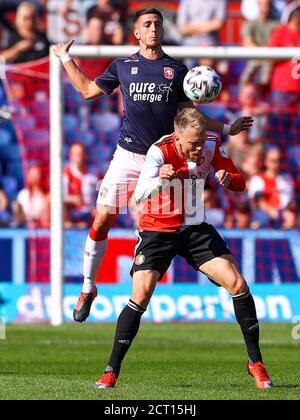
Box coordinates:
[131,222,232,280]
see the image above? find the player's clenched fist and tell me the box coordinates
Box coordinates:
[53,40,74,58]
[215,170,232,187]
[159,164,176,182]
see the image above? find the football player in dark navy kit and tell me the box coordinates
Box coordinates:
[53,8,254,323]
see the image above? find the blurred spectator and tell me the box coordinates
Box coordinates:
[0,180,11,227]
[281,0,300,22]
[1,2,50,64]
[204,185,225,227]
[268,6,300,110]
[225,130,249,168]
[236,83,269,142]
[233,202,252,229]
[177,0,227,66]
[63,143,98,229]
[240,144,264,181]
[86,0,125,45]
[77,16,113,80]
[12,165,50,228]
[281,200,299,228]
[240,0,279,86]
[0,0,46,34]
[241,0,289,20]
[248,147,295,226]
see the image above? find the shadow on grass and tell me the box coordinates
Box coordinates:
[272,384,300,389]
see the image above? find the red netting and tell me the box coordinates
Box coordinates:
[5,58,50,283]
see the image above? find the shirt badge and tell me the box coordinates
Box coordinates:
[131,67,138,75]
[164,67,174,79]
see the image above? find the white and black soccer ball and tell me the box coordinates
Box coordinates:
[183,65,222,104]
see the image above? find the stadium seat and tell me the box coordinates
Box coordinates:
[0,128,13,146]
[63,114,78,133]
[287,146,300,175]
[14,116,36,130]
[0,144,21,161]
[1,175,18,200]
[89,113,121,134]
[23,129,49,142]
[7,162,24,186]
[81,130,95,147]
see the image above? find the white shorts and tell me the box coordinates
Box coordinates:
[97,145,146,208]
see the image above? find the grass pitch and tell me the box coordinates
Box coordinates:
[0,323,299,400]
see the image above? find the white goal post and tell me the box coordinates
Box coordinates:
[49,45,300,326]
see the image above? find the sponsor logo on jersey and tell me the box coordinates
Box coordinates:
[164,67,174,80]
[135,253,145,265]
[131,67,138,75]
[128,82,173,103]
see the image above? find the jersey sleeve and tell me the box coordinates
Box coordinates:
[134,145,165,202]
[211,140,246,192]
[94,59,120,95]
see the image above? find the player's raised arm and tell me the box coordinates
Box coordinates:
[178,102,254,136]
[53,40,104,100]
[203,114,254,136]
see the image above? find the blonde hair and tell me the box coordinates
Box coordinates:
[15,2,37,30]
[174,108,206,133]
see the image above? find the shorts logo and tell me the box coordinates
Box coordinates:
[164,67,174,80]
[131,67,138,75]
[100,187,108,198]
[135,253,145,265]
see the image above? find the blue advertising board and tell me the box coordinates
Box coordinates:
[0,283,299,324]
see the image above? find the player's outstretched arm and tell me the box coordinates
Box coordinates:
[202,114,254,136]
[53,40,104,100]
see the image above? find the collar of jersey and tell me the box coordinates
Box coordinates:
[137,51,167,62]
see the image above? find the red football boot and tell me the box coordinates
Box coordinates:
[95,372,118,389]
[248,361,273,389]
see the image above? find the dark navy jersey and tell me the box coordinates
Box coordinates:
[95,52,190,154]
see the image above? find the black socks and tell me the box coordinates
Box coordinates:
[232,289,262,363]
[105,299,146,375]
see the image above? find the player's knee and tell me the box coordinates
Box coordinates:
[92,219,110,233]
[132,291,151,308]
[228,274,248,296]
[93,208,116,232]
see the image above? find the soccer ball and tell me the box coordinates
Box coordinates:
[183,65,222,104]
